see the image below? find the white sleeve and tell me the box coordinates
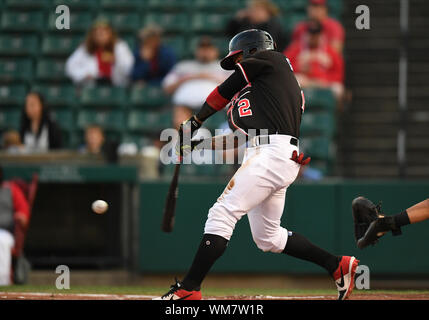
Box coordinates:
[65,46,97,84]
[114,41,134,79]
[161,63,183,89]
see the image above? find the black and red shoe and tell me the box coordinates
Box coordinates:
[154,279,202,300]
[333,256,360,300]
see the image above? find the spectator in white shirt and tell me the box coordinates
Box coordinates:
[65,20,134,87]
[162,37,232,129]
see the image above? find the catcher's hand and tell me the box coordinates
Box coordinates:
[352,197,402,249]
[175,116,202,159]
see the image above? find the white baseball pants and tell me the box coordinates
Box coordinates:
[0,229,14,285]
[204,134,300,253]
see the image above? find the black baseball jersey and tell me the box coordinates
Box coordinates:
[227,50,303,138]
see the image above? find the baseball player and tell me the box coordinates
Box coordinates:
[156,29,359,300]
[352,196,429,249]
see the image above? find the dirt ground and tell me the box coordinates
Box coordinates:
[1,292,429,300]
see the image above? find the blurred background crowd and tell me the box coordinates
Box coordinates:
[0,0,347,180]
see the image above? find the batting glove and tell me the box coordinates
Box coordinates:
[291,150,311,166]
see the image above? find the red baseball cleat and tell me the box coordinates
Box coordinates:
[333,256,360,300]
[154,279,202,300]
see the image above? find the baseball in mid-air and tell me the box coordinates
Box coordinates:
[92,200,108,214]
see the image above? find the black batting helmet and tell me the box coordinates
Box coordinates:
[220,29,276,70]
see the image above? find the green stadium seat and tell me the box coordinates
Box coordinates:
[77,109,125,131]
[280,13,307,35]
[52,0,98,10]
[41,35,83,56]
[48,12,93,32]
[1,11,44,32]
[163,37,187,59]
[191,13,232,33]
[204,111,227,131]
[4,0,47,9]
[301,137,334,161]
[303,88,336,111]
[0,59,33,83]
[128,110,172,132]
[130,85,169,108]
[143,13,188,33]
[0,35,38,57]
[36,59,67,82]
[0,109,21,131]
[180,164,216,177]
[31,84,77,109]
[122,34,137,51]
[121,133,152,149]
[51,110,75,131]
[96,12,140,32]
[99,0,142,10]
[300,111,336,138]
[194,0,242,11]
[146,0,190,10]
[274,0,307,13]
[80,86,128,108]
[0,84,27,106]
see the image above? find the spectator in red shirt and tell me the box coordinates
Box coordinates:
[285,20,345,100]
[0,166,30,285]
[292,0,345,53]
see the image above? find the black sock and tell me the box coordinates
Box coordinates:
[393,210,411,228]
[181,234,228,291]
[282,231,340,275]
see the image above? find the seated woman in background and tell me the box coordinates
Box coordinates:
[19,92,62,153]
[131,24,177,86]
[65,20,134,87]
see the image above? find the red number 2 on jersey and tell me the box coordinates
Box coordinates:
[238,98,252,117]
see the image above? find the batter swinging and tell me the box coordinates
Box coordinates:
[156,29,359,300]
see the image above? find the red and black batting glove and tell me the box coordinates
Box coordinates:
[291,150,311,166]
[175,115,202,160]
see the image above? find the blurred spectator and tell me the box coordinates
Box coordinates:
[2,130,25,154]
[65,20,134,87]
[131,25,177,86]
[19,92,62,152]
[226,0,288,51]
[162,37,231,129]
[0,166,30,286]
[284,20,344,100]
[80,125,118,163]
[292,0,345,53]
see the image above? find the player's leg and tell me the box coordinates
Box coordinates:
[0,229,14,285]
[178,148,277,294]
[248,187,359,300]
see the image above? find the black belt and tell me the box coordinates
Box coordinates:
[253,135,298,146]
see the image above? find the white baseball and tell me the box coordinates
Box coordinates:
[92,200,108,214]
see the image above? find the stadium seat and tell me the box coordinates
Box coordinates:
[130,85,169,109]
[121,133,152,149]
[0,84,27,107]
[52,0,98,10]
[35,59,67,82]
[99,0,143,11]
[143,13,188,33]
[146,0,190,11]
[77,109,125,131]
[280,13,307,35]
[0,11,44,32]
[50,110,75,131]
[300,137,334,161]
[4,0,47,9]
[163,37,187,59]
[189,36,229,57]
[31,84,77,109]
[41,35,83,56]
[0,59,33,83]
[48,12,93,32]
[300,111,336,138]
[0,109,21,131]
[193,0,242,11]
[80,86,127,108]
[191,13,232,33]
[0,35,38,57]
[96,12,140,32]
[303,88,336,111]
[128,110,172,132]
